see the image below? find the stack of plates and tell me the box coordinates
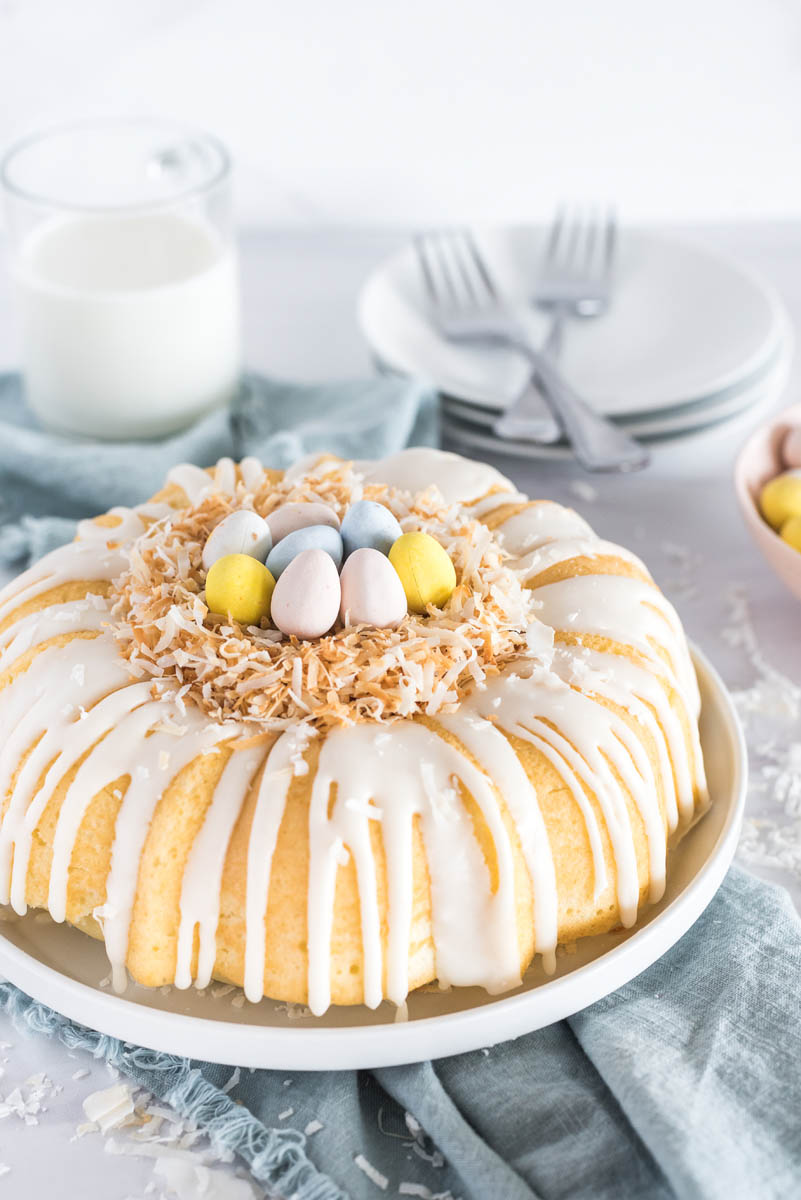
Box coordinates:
[358,227,792,459]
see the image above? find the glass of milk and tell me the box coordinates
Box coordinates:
[1,118,241,439]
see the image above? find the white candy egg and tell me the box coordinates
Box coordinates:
[339,548,407,629]
[202,510,272,571]
[271,548,341,639]
[266,502,340,544]
[783,426,801,469]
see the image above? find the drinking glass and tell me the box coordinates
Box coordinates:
[1,117,241,439]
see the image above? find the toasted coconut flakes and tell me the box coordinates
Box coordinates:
[108,461,546,731]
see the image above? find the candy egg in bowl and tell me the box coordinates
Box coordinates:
[735,403,801,600]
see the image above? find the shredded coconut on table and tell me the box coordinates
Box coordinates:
[724,585,801,881]
[76,1078,259,1199]
[221,1067,240,1094]
[0,1031,258,1200]
[354,1152,389,1190]
[398,1186,460,1199]
[110,460,543,732]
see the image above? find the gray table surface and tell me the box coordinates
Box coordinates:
[0,223,800,1197]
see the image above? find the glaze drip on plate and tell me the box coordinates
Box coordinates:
[0,449,709,1014]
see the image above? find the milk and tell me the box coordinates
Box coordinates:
[14,212,241,439]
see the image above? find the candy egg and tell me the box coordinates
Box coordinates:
[760,470,801,531]
[201,510,272,571]
[783,427,801,469]
[205,554,275,626]
[340,500,403,559]
[271,548,341,639]
[266,502,339,544]
[781,515,801,552]
[265,524,343,578]
[388,531,456,613]
[339,548,408,628]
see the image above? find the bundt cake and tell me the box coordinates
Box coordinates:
[0,448,708,1014]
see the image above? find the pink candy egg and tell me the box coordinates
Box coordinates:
[339,547,407,629]
[270,548,341,639]
[266,502,339,544]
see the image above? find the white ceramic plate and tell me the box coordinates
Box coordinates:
[440,326,791,435]
[0,646,745,1071]
[441,348,791,462]
[358,227,787,417]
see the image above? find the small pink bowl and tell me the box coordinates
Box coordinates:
[735,403,801,600]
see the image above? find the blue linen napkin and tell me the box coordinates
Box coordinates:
[0,374,799,1198]
[2,866,800,1199]
[0,371,437,566]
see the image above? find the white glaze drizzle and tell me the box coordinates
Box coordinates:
[358,448,509,505]
[0,636,130,906]
[0,448,708,1012]
[8,678,155,913]
[0,598,108,672]
[47,697,171,921]
[242,731,302,1002]
[512,536,650,583]
[175,744,264,989]
[551,645,706,826]
[305,722,521,1015]
[166,463,215,503]
[492,503,594,554]
[101,713,235,991]
[436,711,559,972]
[531,573,701,717]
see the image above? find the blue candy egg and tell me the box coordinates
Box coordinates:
[340,500,403,559]
[265,524,343,578]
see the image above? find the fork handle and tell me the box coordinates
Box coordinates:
[495,311,649,471]
[532,353,650,472]
[492,379,562,444]
[492,314,564,445]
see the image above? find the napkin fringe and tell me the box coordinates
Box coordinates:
[0,981,346,1200]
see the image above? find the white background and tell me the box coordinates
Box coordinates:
[0,0,800,226]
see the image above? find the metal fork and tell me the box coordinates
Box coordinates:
[416,227,649,472]
[495,207,616,442]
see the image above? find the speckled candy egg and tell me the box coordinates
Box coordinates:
[205,554,276,626]
[201,510,272,571]
[266,502,339,544]
[271,548,341,639]
[388,531,456,613]
[339,548,407,628]
[340,500,403,559]
[265,524,343,578]
[760,469,801,531]
[783,426,801,469]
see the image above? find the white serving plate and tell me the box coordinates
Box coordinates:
[440,326,791,437]
[358,226,787,418]
[0,645,745,1071]
[441,350,790,462]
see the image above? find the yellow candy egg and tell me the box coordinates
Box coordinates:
[781,515,801,553]
[205,553,275,626]
[388,531,456,613]
[760,470,801,531]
